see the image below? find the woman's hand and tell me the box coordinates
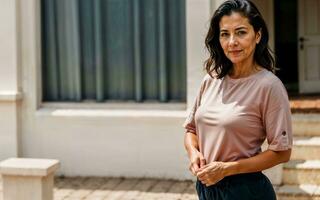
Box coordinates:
[196,161,228,186]
[196,149,292,187]
[188,148,206,176]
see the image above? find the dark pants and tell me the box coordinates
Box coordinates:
[196,172,276,200]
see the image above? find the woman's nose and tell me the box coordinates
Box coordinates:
[228,35,238,46]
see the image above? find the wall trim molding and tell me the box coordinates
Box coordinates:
[0,91,22,101]
[36,106,187,118]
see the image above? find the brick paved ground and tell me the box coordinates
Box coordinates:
[54,177,198,200]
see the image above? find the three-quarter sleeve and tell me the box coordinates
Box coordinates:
[263,81,293,151]
[182,77,207,134]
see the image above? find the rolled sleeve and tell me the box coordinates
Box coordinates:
[263,81,293,151]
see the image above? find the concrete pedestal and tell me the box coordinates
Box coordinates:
[0,158,60,200]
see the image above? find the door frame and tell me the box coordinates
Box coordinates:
[298,0,320,93]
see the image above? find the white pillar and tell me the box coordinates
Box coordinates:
[0,158,60,200]
[0,0,22,160]
[186,0,211,108]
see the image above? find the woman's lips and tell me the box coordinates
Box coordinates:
[229,50,242,56]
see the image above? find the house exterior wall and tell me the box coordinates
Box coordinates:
[0,0,211,180]
[0,0,284,184]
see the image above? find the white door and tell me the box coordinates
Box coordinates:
[298,0,320,93]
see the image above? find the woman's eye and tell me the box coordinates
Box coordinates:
[237,31,246,36]
[220,33,229,37]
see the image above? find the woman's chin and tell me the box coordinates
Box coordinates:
[229,58,244,64]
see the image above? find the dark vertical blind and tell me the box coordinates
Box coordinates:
[42,0,186,102]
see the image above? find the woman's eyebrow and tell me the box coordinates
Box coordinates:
[235,26,248,30]
[220,26,248,32]
[220,29,229,32]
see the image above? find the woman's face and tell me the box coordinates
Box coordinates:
[219,12,261,65]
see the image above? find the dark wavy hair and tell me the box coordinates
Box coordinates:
[205,0,275,78]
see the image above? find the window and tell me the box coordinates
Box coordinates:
[42,0,186,102]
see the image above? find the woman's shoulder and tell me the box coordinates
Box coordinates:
[203,69,222,81]
[258,69,288,96]
[203,73,215,82]
[200,72,220,86]
[259,69,284,88]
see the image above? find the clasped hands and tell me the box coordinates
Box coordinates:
[189,150,228,187]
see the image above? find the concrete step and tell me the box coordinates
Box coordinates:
[276,184,320,200]
[291,136,320,160]
[283,160,320,185]
[292,114,320,136]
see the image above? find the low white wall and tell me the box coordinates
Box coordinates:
[21,108,192,180]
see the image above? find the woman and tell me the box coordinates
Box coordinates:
[183,0,292,199]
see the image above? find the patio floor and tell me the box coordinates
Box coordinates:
[53,176,198,200]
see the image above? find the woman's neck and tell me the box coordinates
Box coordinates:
[229,62,262,79]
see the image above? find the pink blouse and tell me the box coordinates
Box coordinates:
[183,69,293,163]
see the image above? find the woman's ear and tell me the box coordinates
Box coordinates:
[256,29,262,44]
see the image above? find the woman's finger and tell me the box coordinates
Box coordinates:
[189,164,195,175]
[196,168,208,177]
[192,162,199,173]
[200,157,206,168]
[198,176,207,182]
[190,163,199,176]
